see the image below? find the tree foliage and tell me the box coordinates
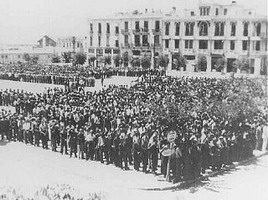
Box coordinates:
[51,55,61,63]
[113,55,121,67]
[62,52,72,63]
[158,54,169,69]
[197,55,207,72]
[215,57,226,72]
[122,51,130,67]
[173,53,186,70]
[141,56,151,69]
[73,53,86,65]
[234,57,250,73]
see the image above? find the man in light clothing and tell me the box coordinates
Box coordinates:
[262,122,268,152]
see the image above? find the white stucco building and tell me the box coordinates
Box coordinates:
[87,0,267,75]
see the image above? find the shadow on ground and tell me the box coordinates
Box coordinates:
[0,139,8,146]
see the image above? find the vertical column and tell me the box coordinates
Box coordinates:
[111,49,114,67]
[167,52,172,71]
[206,55,212,72]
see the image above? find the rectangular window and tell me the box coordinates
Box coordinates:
[175,39,180,49]
[231,23,236,36]
[230,40,235,50]
[243,23,248,36]
[175,23,180,36]
[18,55,21,59]
[155,21,160,30]
[142,35,148,46]
[214,40,223,49]
[255,41,260,51]
[256,23,261,36]
[115,26,119,34]
[185,22,194,36]
[215,8,219,16]
[90,23,93,31]
[135,35,140,46]
[224,9,227,15]
[165,23,170,35]
[199,40,208,49]
[90,36,93,46]
[185,40,193,49]
[154,35,159,45]
[242,40,248,50]
[135,21,139,30]
[124,21,128,30]
[98,36,101,46]
[215,22,224,36]
[115,40,119,47]
[106,23,110,33]
[191,11,195,16]
[144,21,149,31]
[124,35,128,45]
[98,23,102,33]
[77,43,80,48]
[165,39,169,48]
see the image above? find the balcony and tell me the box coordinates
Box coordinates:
[115,31,119,36]
[121,43,132,49]
[183,48,194,54]
[141,28,150,35]
[97,31,102,36]
[142,43,150,48]
[198,49,208,54]
[212,49,224,55]
[89,30,94,35]
[133,29,141,35]
[106,32,110,36]
[152,29,161,35]
[121,29,130,35]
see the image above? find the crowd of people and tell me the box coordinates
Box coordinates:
[0,63,166,87]
[0,74,267,183]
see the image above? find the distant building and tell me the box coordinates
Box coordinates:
[0,36,57,64]
[56,36,85,54]
[87,0,268,75]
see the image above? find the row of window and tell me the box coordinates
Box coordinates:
[200,6,228,16]
[90,35,161,47]
[60,42,83,48]
[163,39,262,51]
[90,21,161,34]
[164,21,262,37]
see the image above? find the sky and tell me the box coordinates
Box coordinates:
[0,0,267,44]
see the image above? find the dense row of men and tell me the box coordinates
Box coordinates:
[0,75,267,183]
[0,64,165,86]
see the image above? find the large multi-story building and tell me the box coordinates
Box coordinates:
[87,1,268,75]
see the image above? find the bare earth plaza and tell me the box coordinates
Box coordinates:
[0,0,267,200]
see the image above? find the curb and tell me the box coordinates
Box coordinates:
[141,151,268,191]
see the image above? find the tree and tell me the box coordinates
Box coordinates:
[172,52,186,70]
[73,53,86,66]
[196,55,207,72]
[215,56,226,72]
[104,56,111,66]
[113,55,121,67]
[131,57,141,67]
[31,55,39,64]
[23,53,31,63]
[62,52,72,63]
[234,57,250,73]
[158,54,169,69]
[51,55,61,63]
[141,56,151,69]
[122,51,130,67]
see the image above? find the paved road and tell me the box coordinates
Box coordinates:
[0,142,267,200]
